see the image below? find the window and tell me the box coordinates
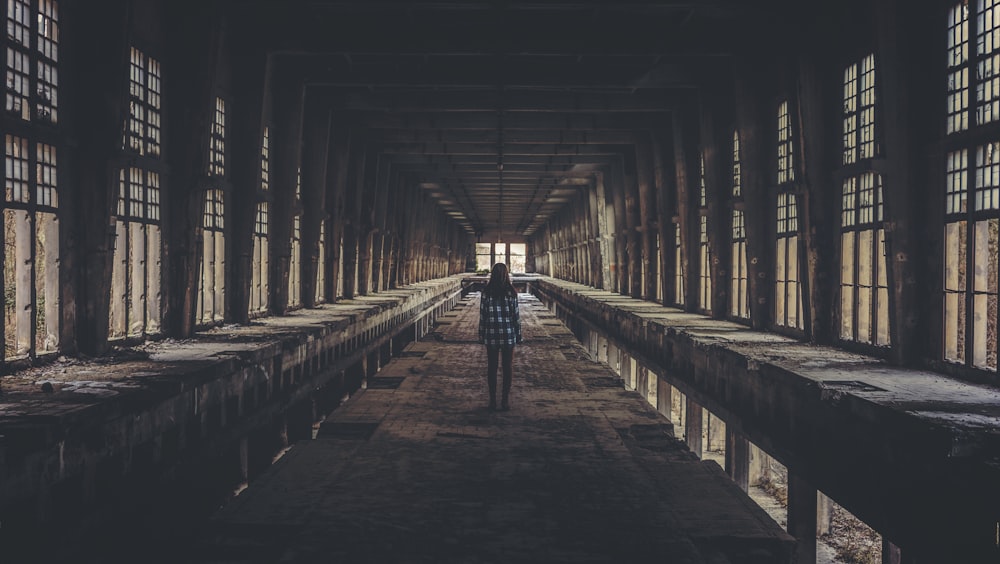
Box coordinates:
[840,55,890,347]
[315,219,326,303]
[509,243,526,273]
[674,221,685,305]
[698,154,711,312]
[476,243,491,271]
[495,242,507,267]
[251,203,269,315]
[288,168,302,308]
[6,0,57,124]
[250,127,269,316]
[110,47,162,340]
[775,99,803,330]
[198,97,226,325]
[731,130,749,320]
[289,216,301,307]
[944,1,1000,370]
[3,1,60,360]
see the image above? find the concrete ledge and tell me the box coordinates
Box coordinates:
[0,276,463,555]
[533,277,1000,561]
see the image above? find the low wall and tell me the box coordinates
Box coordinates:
[0,277,463,557]
[532,277,1000,561]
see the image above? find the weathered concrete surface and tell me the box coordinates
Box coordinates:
[203,293,792,563]
[533,277,1000,561]
[0,277,463,562]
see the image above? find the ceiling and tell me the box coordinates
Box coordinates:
[251,0,759,241]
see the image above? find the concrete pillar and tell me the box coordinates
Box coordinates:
[787,472,818,564]
[326,126,352,302]
[706,411,726,453]
[651,129,675,305]
[673,96,701,312]
[882,540,902,564]
[269,64,305,315]
[656,376,671,419]
[725,429,750,492]
[733,55,771,332]
[685,398,703,458]
[635,136,659,301]
[816,492,834,536]
[610,161,629,294]
[299,92,331,309]
[749,443,771,486]
[69,0,132,352]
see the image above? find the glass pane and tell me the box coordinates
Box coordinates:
[775,239,786,325]
[109,219,127,339]
[5,208,30,358]
[146,224,161,333]
[128,222,145,337]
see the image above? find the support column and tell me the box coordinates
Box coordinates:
[684,398,703,458]
[300,92,331,308]
[725,429,750,492]
[787,472,818,564]
[636,135,659,301]
[656,376,672,419]
[325,125,351,303]
[674,96,701,312]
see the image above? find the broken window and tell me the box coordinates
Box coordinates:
[840,55,890,347]
[251,127,270,316]
[110,47,162,341]
[698,154,711,312]
[674,221,684,306]
[944,2,1000,371]
[288,167,302,308]
[198,97,227,325]
[775,100,803,330]
[509,243,526,273]
[315,219,326,303]
[731,130,749,320]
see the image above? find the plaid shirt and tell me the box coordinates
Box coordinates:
[479,292,522,346]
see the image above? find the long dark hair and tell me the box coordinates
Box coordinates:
[484,262,516,298]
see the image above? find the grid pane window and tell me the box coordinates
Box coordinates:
[509,243,526,273]
[945,4,1000,370]
[251,203,269,315]
[3,133,59,359]
[840,174,890,346]
[699,215,711,311]
[731,130,748,320]
[316,219,326,304]
[5,0,58,123]
[209,97,225,177]
[978,0,1000,124]
[198,184,226,325]
[731,209,748,319]
[127,48,160,157]
[775,192,802,330]
[777,100,795,184]
[476,242,491,272]
[289,215,301,307]
[950,3,971,133]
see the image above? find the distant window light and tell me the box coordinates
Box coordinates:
[777,100,795,184]
[209,97,226,177]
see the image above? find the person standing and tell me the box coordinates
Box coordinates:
[478,262,522,410]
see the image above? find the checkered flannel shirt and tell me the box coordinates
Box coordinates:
[478,291,522,347]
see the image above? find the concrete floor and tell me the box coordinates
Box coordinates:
[196,293,792,563]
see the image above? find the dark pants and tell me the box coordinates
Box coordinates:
[486,344,514,403]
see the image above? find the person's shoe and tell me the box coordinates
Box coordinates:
[500,398,510,411]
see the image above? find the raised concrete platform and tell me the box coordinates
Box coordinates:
[532,277,1000,561]
[0,277,463,562]
[203,293,793,563]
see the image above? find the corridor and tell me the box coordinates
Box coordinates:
[198,292,791,563]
